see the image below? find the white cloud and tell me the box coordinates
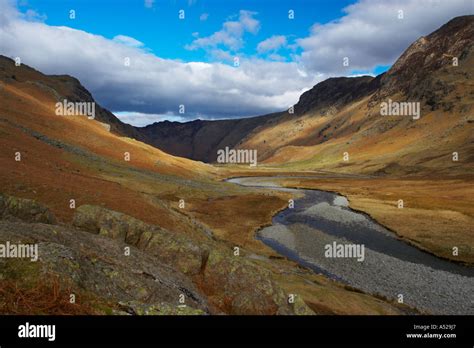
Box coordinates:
[199,13,209,21]
[209,49,234,62]
[257,35,287,54]
[298,0,474,75]
[268,53,286,61]
[185,10,260,52]
[238,10,260,34]
[0,0,18,25]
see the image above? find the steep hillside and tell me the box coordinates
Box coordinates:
[0,56,146,141]
[294,75,381,115]
[0,54,230,222]
[376,15,474,102]
[237,15,474,176]
[135,16,473,177]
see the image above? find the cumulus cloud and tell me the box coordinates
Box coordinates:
[209,48,234,62]
[185,10,260,52]
[0,0,316,124]
[268,53,286,62]
[298,0,474,75]
[257,35,287,54]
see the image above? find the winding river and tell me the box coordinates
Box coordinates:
[227,176,474,315]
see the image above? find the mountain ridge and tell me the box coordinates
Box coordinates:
[134,15,474,175]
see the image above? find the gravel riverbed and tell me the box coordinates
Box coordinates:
[229,177,474,315]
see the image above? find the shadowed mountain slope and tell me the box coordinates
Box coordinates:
[138,112,280,162]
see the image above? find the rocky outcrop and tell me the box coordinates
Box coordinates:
[200,249,297,314]
[72,204,313,315]
[376,15,474,105]
[0,193,314,315]
[0,220,209,314]
[73,205,207,276]
[0,193,56,224]
[117,301,206,315]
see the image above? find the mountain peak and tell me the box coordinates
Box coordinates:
[378,15,474,100]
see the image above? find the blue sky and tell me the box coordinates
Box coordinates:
[2,0,472,125]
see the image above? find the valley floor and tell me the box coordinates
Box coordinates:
[224,175,474,314]
[220,168,474,266]
[277,176,474,266]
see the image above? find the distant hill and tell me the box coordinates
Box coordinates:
[137,113,280,162]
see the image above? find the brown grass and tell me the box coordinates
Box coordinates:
[186,193,291,254]
[0,274,109,315]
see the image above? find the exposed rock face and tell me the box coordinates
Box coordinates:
[0,220,209,314]
[117,301,206,315]
[200,250,294,314]
[0,193,314,315]
[376,15,474,105]
[73,205,207,276]
[0,193,56,224]
[1,196,305,315]
[72,204,312,315]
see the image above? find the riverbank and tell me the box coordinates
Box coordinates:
[226,176,474,314]
[275,176,474,265]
